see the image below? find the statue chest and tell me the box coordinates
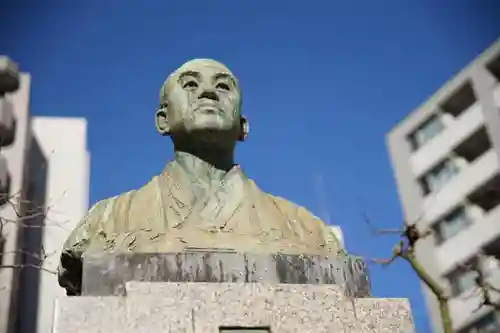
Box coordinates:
[86,194,314,255]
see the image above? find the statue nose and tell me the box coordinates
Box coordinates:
[198,89,219,102]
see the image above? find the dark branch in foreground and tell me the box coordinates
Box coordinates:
[360,208,452,333]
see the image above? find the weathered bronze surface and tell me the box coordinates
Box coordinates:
[82,252,371,297]
[58,59,345,295]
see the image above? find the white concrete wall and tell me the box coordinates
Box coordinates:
[31,117,90,333]
[0,74,32,333]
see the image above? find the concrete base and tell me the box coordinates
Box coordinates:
[82,252,371,298]
[54,282,414,333]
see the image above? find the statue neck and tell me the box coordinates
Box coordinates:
[173,142,235,183]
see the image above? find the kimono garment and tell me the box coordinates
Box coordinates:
[58,161,342,292]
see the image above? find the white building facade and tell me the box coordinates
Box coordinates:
[31,117,90,333]
[387,39,500,333]
[0,57,90,333]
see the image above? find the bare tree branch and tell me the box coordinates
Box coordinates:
[359,206,452,333]
[360,202,500,333]
[0,186,60,279]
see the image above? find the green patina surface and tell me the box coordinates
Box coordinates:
[58,59,344,295]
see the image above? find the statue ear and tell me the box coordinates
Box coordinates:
[155,104,170,136]
[238,116,249,141]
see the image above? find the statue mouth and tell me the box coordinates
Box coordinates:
[196,103,223,114]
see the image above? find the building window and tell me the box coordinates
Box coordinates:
[433,206,471,245]
[439,81,477,117]
[459,312,499,333]
[407,114,444,151]
[483,236,500,261]
[453,126,492,163]
[447,262,478,297]
[486,51,500,82]
[419,159,459,195]
[468,174,500,213]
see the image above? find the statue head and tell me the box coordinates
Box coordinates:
[156,59,249,147]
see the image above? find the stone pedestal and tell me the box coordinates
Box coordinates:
[53,252,415,333]
[81,252,371,298]
[54,282,414,333]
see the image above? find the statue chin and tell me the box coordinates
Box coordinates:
[184,117,238,137]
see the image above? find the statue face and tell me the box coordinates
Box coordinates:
[156,59,247,142]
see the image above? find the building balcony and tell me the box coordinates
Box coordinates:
[448,266,500,331]
[0,155,10,205]
[410,102,484,178]
[0,98,16,147]
[436,201,500,275]
[0,56,20,94]
[435,170,500,274]
[421,149,499,228]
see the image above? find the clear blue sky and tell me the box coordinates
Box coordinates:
[2,2,500,332]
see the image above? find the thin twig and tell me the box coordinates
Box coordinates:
[0,264,56,275]
[0,184,61,279]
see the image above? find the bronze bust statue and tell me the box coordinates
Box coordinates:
[58,59,343,295]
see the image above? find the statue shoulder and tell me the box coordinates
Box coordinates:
[267,193,322,223]
[64,177,161,243]
[58,179,159,295]
[267,193,344,252]
[87,176,160,220]
[86,191,133,216]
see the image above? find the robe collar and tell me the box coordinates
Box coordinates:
[159,160,251,230]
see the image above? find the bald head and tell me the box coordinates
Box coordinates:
[156,58,248,145]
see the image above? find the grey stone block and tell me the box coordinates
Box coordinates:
[82,251,371,298]
[54,282,415,333]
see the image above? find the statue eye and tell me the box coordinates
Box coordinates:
[183,81,198,90]
[216,83,230,91]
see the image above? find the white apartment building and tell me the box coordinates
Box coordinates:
[30,117,90,333]
[0,57,90,333]
[387,39,500,333]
